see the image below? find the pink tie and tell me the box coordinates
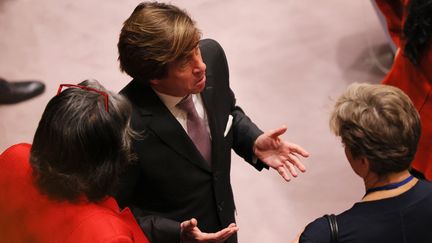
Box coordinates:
[176,95,212,163]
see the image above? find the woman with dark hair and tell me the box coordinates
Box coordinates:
[0,80,149,242]
[292,83,432,242]
[375,0,432,180]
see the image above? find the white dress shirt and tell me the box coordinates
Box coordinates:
[153,89,211,136]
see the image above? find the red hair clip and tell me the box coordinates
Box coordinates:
[57,84,109,112]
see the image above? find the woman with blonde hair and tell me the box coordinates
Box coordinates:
[294,83,432,242]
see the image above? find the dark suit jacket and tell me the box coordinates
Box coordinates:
[116,39,267,243]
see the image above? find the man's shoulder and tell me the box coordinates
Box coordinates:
[200,38,229,78]
[120,79,149,96]
[201,38,229,62]
[200,38,223,50]
[120,80,155,108]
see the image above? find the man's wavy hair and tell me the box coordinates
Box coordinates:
[404,0,432,65]
[30,79,135,202]
[330,83,421,176]
[118,1,201,82]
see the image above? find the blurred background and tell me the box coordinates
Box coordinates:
[0,0,393,242]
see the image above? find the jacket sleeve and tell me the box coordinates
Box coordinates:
[231,102,267,171]
[114,159,180,243]
[131,207,181,243]
[114,161,142,209]
[375,0,406,47]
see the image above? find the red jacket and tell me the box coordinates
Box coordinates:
[0,143,149,243]
[376,0,432,179]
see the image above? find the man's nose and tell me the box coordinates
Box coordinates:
[192,57,206,75]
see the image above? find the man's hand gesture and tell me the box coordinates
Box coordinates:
[180,218,238,243]
[254,126,310,181]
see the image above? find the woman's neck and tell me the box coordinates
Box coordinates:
[361,170,418,202]
[364,170,411,190]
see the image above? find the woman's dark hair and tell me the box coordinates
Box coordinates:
[30,79,135,202]
[404,0,432,64]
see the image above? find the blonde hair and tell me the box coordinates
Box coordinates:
[118,2,201,82]
[330,83,421,175]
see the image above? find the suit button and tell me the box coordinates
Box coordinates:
[218,201,224,212]
[213,172,219,181]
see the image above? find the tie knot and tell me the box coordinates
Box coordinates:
[176,95,195,114]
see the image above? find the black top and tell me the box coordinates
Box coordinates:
[300,180,432,243]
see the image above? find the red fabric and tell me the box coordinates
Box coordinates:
[376,0,432,180]
[0,143,149,243]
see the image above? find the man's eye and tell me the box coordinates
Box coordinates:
[179,59,189,68]
[179,55,192,67]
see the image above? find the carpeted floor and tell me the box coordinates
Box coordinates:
[0,0,392,242]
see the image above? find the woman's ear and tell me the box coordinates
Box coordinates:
[358,156,371,177]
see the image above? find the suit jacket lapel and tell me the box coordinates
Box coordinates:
[126,81,211,172]
[201,74,222,168]
[149,105,212,172]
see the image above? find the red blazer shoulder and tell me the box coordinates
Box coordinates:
[0,143,149,243]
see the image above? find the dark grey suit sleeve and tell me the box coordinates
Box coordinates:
[113,107,181,243]
[131,207,181,243]
[231,105,268,171]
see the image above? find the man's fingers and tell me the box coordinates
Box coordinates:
[206,224,239,242]
[227,223,237,228]
[268,126,287,139]
[268,157,292,182]
[286,142,310,158]
[277,165,291,182]
[181,220,239,243]
[197,224,238,242]
[181,218,198,232]
[286,153,306,173]
[217,228,238,242]
[284,160,298,177]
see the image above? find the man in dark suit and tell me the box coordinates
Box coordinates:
[115,2,310,243]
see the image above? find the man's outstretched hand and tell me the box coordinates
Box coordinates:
[254,126,310,181]
[180,218,238,243]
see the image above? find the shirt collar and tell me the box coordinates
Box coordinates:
[152,88,185,109]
